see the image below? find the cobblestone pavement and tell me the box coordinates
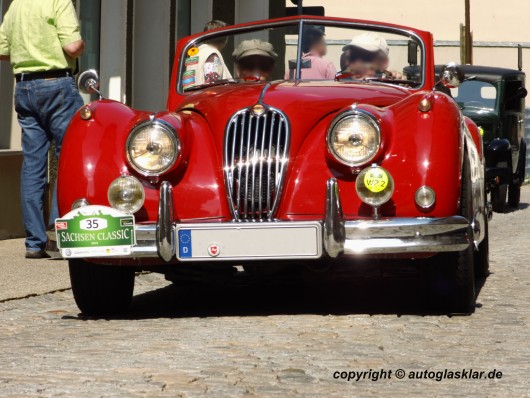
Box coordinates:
[0,239,68,301]
[1,187,530,397]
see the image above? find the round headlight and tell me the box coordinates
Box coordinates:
[126,120,179,176]
[108,175,145,214]
[327,111,381,167]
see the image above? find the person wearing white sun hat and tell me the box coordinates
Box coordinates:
[341,31,401,78]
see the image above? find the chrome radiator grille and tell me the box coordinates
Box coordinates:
[224,106,290,221]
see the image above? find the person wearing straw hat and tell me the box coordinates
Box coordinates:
[232,39,278,81]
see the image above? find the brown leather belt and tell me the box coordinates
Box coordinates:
[15,69,73,82]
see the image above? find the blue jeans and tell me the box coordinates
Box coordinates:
[14,77,84,252]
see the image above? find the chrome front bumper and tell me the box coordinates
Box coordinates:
[128,178,470,262]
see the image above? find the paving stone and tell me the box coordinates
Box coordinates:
[1,187,530,396]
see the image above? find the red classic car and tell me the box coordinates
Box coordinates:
[57,16,489,315]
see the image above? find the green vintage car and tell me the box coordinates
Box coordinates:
[444,65,527,212]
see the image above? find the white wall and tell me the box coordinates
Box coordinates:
[294,0,530,42]
[132,0,172,111]
[191,0,213,34]
[100,0,129,103]
[235,0,269,24]
[293,0,530,69]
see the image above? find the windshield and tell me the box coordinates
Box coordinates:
[179,20,424,92]
[450,80,497,112]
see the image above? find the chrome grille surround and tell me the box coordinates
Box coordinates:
[224,105,290,221]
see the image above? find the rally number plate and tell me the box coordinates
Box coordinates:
[55,205,135,258]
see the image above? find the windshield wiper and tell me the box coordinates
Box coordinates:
[184,79,238,92]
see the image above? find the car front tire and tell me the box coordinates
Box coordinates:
[423,152,476,313]
[69,260,135,316]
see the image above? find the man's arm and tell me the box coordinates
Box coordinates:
[63,39,84,59]
[55,0,83,59]
[0,14,10,61]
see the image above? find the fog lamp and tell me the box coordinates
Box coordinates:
[107,175,145,214]
[415,186,436,209]
[355,165,394,207]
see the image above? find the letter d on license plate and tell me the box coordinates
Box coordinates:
[55,205,135,258]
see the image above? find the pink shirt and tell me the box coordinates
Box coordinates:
[285,52,337,80]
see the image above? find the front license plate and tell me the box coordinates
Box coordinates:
[176,222,322,261]
[55,205,135,258]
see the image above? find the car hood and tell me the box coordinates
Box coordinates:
[177,80,411,152]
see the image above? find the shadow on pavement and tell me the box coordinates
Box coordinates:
[501,202,529,214]
[67,259,490,320]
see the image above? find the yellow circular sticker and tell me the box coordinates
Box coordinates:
[188,47,199,57]
[363,167,389,193]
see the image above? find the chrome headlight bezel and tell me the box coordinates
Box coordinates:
[126,119,180,177]
[327,110,381,167]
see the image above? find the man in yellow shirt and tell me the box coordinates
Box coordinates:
[0,0,84,258]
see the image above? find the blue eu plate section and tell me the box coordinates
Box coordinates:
[178,229,192,258]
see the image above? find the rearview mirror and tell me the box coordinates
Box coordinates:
[516,86,528,99]
[407,41,418,66]
[77,69,101,98]
[505,86,528,103]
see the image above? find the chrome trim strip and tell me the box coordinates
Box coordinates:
[250,111,259,217]
[258,81,274,104]
[272,111,290,219]
[266,112,275,211]
[295,20,305,80]
[156,181,174,262]
[324,178,345,258]
[236,112,245,217]
[338,217,470,255]
[131,224,158,257]
[344,217,470,238]
[243,112,252,217]
[258,113,268,215]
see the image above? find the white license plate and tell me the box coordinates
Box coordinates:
[176,222,322,261]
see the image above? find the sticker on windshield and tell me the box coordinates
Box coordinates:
[182,70,196,88]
